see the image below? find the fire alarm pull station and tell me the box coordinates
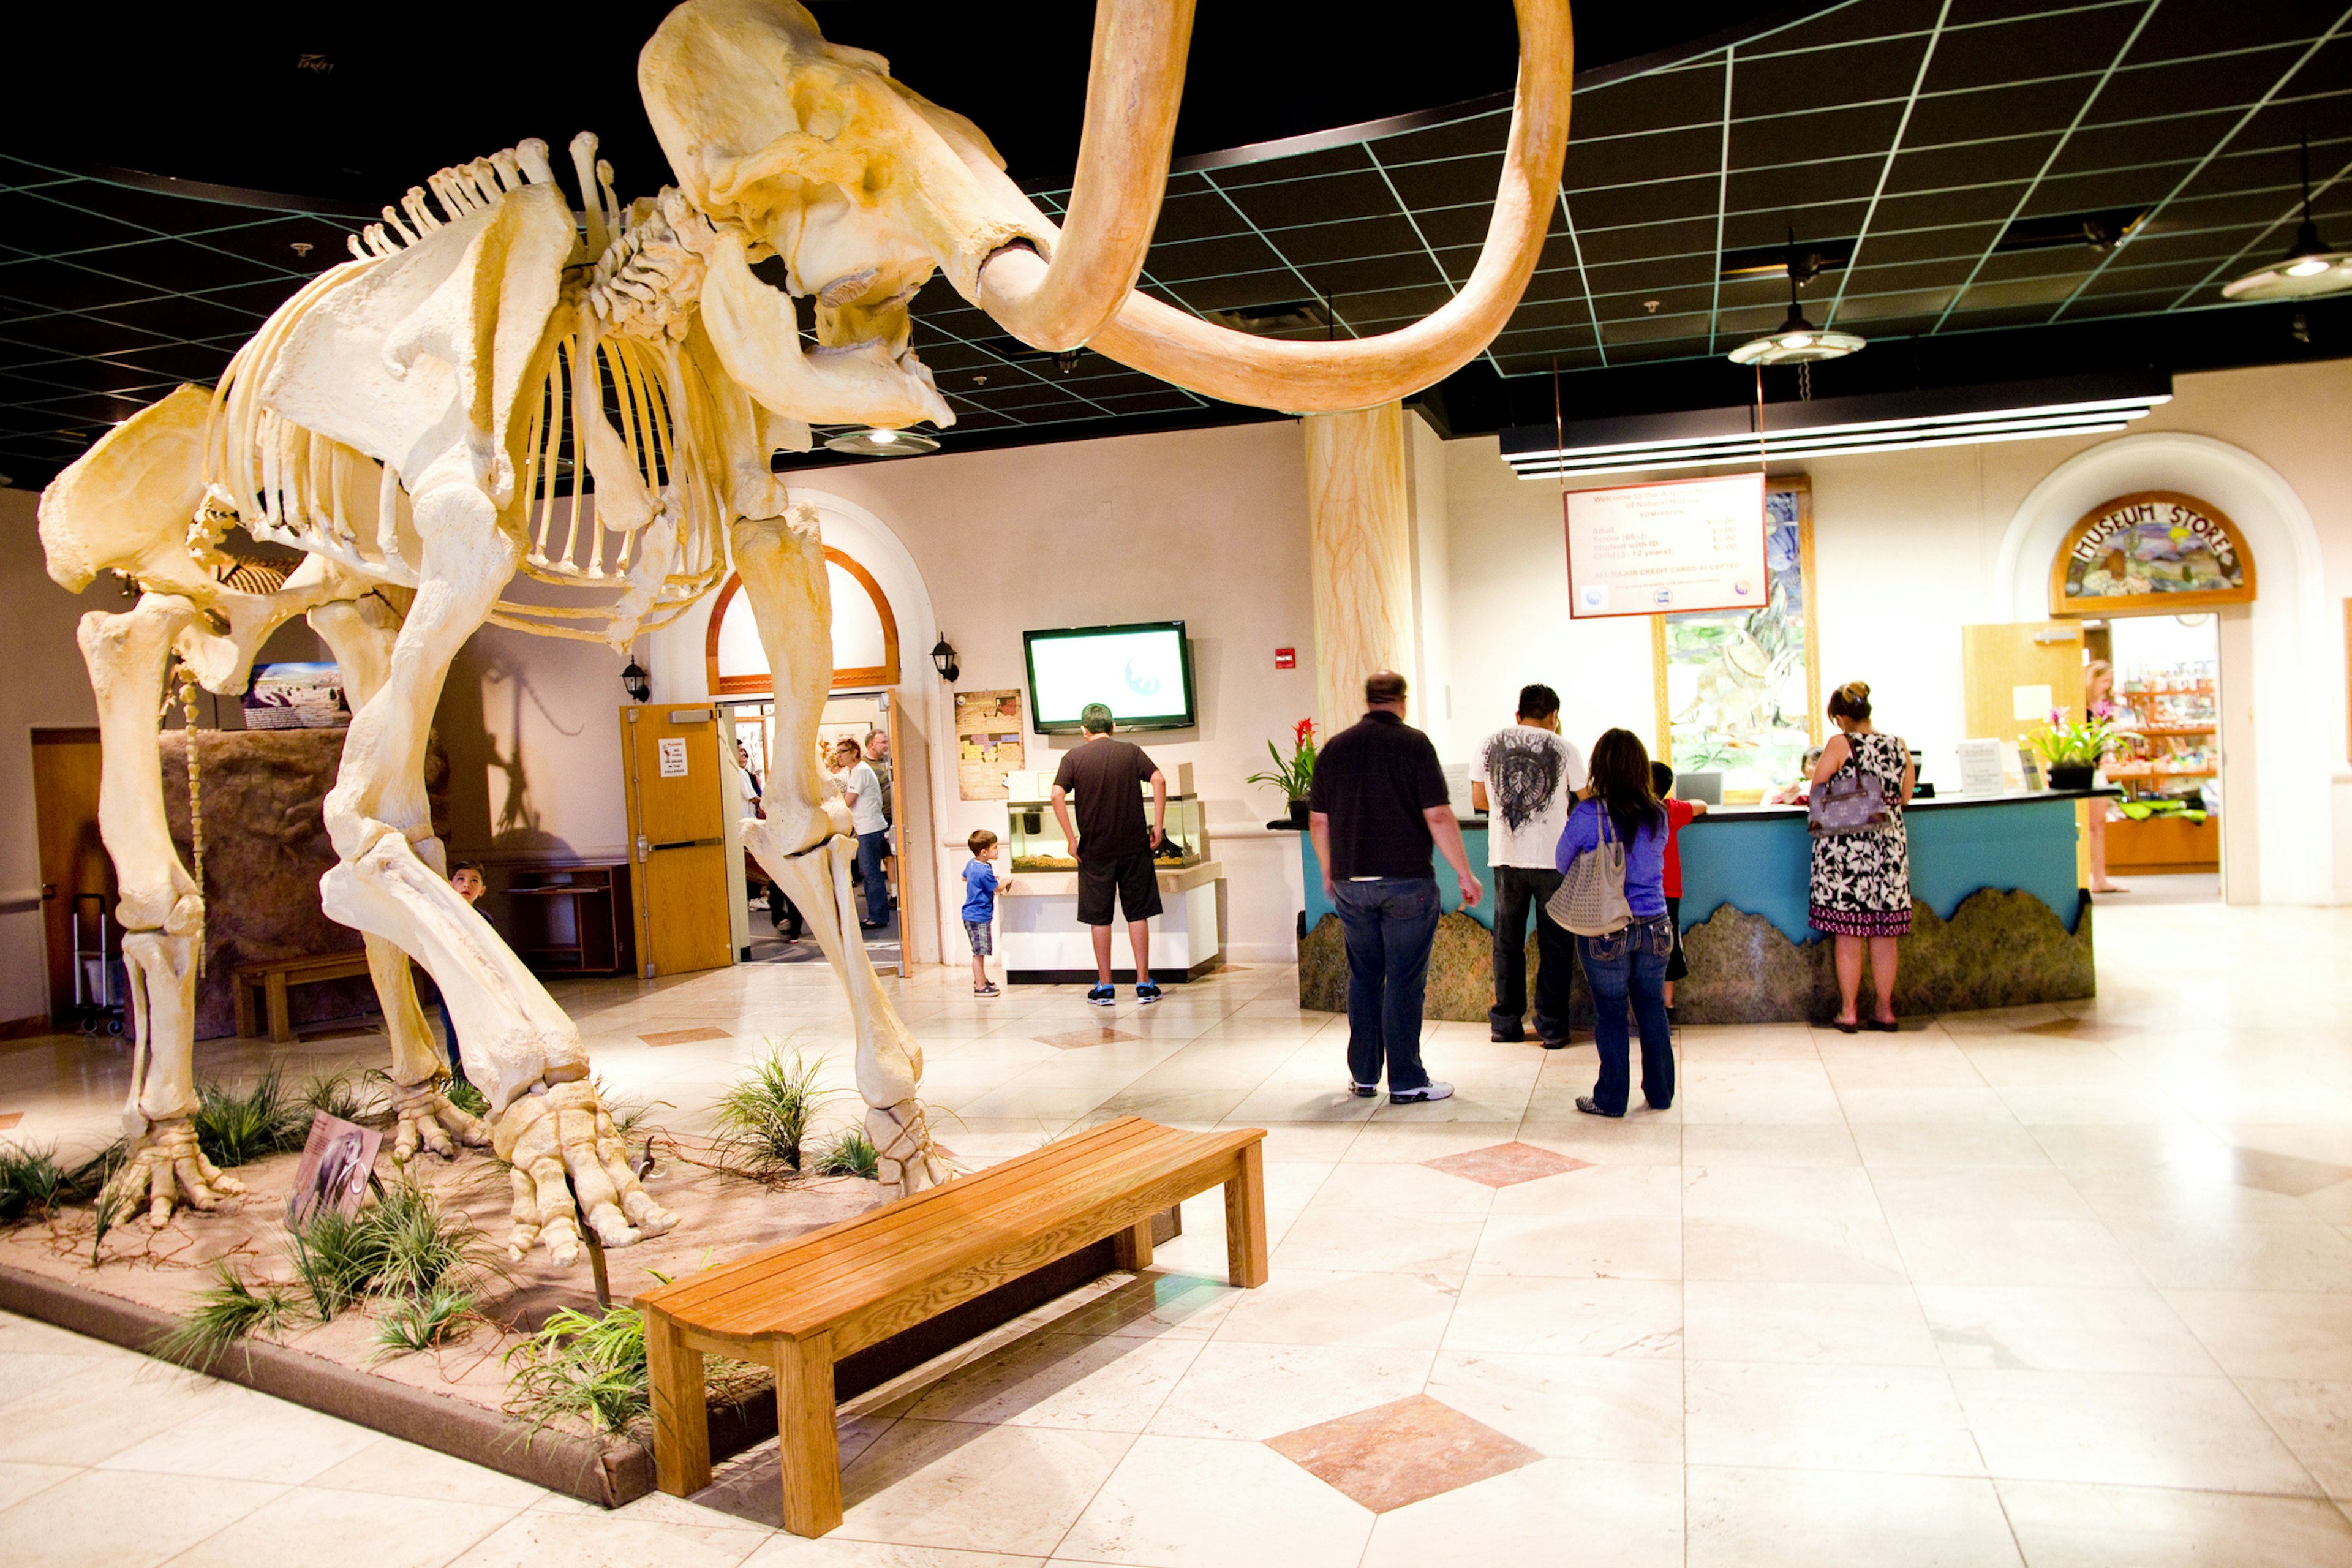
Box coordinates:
[1274,648,1296,669]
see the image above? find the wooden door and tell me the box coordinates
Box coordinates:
[31,728,108,1026]
[1961,622,2087,748]
[620,705,735,978]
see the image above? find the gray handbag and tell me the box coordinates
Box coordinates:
[1808,758,1896,838]
[1544,805,1634,936]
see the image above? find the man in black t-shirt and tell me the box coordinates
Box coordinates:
[1308,671,1482,1103]
[1051,703,1169,1006]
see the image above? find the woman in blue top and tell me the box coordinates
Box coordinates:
[1555,728,1675,1117]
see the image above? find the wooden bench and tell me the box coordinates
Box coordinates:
[638,1115,1269,1537]
[232,951,375,1042]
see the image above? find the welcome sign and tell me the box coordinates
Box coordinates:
[2051,490,2256,616]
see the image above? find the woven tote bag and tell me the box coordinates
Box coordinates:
[1544,806,1634,936]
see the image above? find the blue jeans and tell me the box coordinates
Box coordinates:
[1330,877,1441,1092]
[856,829,890,925]
[1575,915,1676,1115]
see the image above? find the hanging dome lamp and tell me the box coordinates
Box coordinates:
[2223,134,2352,301]
[1728,234,1866,366]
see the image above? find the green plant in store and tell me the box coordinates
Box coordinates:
[1245,718,1318,806]
[713,1044,834,1177]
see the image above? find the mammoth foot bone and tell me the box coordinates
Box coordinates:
[492,1079,676,1267]
[388,1079,491,1164]
[869,1099,953,1196]
[107,1118,245,1229]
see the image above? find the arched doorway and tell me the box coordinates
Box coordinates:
[1997,433,2334,906]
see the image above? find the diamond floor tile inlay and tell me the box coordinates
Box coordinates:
[1267,1393,1544,1512]
[639,1027,733,1047]
[1036,1027,1140,1050]
[1422,1140,1592,1188]
[0,1113,18,1131]
[2228,1146,2352,1197]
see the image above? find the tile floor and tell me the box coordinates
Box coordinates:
[5,892,2352,1565]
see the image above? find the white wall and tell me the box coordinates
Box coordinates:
[1439,357,2352,903]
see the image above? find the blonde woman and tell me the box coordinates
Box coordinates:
[1809,682,1915,1032]
[2085,659,2125,894]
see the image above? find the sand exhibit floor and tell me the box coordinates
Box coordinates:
[4,892,2352,1566]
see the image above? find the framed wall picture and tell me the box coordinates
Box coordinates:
[1650,475,1819,797]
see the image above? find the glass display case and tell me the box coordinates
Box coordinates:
[1006,778,1208,872]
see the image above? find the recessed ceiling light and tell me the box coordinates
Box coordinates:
[823,427,939,458]
[2225,135,2352,302]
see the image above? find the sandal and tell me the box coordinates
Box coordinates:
[1832,1018,1861,1035]
[1866,1017,1898,1032]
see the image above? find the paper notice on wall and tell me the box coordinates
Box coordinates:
[1955,739,2008,794]
[2011,684,2053,722]
[658,737,688,778]
[1565,473,1768,619]
[956,689,1025,800]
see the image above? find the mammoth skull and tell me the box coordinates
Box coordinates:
[639,0,1574,426]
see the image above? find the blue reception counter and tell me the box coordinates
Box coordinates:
[1289,791,2100,1023]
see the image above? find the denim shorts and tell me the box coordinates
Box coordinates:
[963,919,993,956]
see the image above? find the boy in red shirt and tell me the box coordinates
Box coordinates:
[1650,762,1708,1025]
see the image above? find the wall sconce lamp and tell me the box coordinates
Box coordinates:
[930,636,960,684]
[620,658,651,703]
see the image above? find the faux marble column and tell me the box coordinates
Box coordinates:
[1303,401,1416,737]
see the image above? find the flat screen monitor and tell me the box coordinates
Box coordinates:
[1023,621,1196,733]
[1673,770,1723,805]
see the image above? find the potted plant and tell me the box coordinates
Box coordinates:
[2032,706,2127,793]
[1246,719,1317,826]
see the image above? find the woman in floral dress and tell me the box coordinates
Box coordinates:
[1809,681,1917,1032]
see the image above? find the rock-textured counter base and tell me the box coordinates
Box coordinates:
[1300,889,2094,1024]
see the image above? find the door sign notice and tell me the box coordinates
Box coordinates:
[1564,472,1769,619]
[658,737,688,778]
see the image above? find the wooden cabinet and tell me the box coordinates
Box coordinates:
[501,863,635,976]
[2106,813,2220,875]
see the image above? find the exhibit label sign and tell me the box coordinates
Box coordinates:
[1565,473,1769,619]
[2050,490,2256,616]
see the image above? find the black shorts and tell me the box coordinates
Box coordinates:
[1664,894,1689,983]
[1076,850,1163,925]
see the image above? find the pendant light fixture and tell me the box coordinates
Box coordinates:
[2223,135,2352,301]
[823,426,940,457]
[1728,233,1866,366]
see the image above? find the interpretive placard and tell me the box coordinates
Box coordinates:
[1566,473,1769,619]
[658,737,688,777]
[287,1113,381,1226]
[956,689,1025,801]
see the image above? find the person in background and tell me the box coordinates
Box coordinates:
[864,728,898,890]
[734,741,764,817]
[1762,747,1825,807]
[435,861,489,1087]
[960,829,1010,997]
[1809,680,1916,1032]
[1052,703,1169,1006]
[1649,761,1708,1028]
[1557,731,1675,1118]
[2084,658,2125,894]
[832,738,891,929]
[1469,683,1586,1047]
[1310,670,1483,1104]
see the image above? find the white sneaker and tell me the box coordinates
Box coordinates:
[1389,1081,1455,1104]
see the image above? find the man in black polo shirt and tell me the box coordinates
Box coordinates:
[1051,703,1169,1006]
[1308,671,1483,1102]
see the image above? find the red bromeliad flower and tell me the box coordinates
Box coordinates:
[1293,718,1315,750]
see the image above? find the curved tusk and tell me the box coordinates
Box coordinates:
[1084,0,1573,413]
[972,0,1196,352]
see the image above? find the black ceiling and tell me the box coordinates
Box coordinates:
[6,0,2350,486]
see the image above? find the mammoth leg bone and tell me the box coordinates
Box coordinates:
[75,594,244,1224]
[317,472,671,1264]
[309,590,489,1163]
[732,505,946,1196]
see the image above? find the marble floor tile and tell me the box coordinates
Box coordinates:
[1058,1433,1372,1568]
[1208,1268,1460,1351]
[1685,1360,1983,1476]
[1682,1163,1885,1221]
[1852,1120,2057,1168]
[2236,1378,2352,1499]
[1359,1457,1684,1568]
[166,1485,524,1568]
[1686,1466,2022,1568]
[0,1468,288,1568]
[900,1332,1202,1433]
[1265,1392,1540,1513]
[449,1507,770,1568]
[1676,1121,1859,1167]
[1995,1478,2352,1567]
[2163,1289,2352,1381]
[834,1420,1133,1556]
[0,1459,78,1512]
[1145,1342,1434,1442]
[100,1383,383,1484]
[1919,1284,2219,1375]
[1684,1281,1940,1367]
[1297,1160,1494,1216]
[1468,1211,1683,1280]
[2109,1218,2352,1291]
[1952,1368,2320,1493]
[0,1354,244,1468]
[1441,1275,1682,1359]
[1423,1351,1683,1463]
[1683,1213,1910,1284]
[1269,1208,1485,1278]
[303,1436,549,1509]
[1885,1215,2147,1289]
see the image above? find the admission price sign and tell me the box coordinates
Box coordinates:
[1564,472,1769,619]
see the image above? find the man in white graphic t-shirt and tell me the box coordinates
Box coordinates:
[1469,684,1588,1046]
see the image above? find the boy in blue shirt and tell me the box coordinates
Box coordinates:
[962,829,1011,996]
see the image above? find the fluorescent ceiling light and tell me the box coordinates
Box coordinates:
[1501,372,2171,480]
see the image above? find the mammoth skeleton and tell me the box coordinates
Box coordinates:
[39,0,1572,1263]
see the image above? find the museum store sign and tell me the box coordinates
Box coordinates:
[2051,490,2258,616]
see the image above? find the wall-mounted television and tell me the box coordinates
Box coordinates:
[1023,621,1197,733]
